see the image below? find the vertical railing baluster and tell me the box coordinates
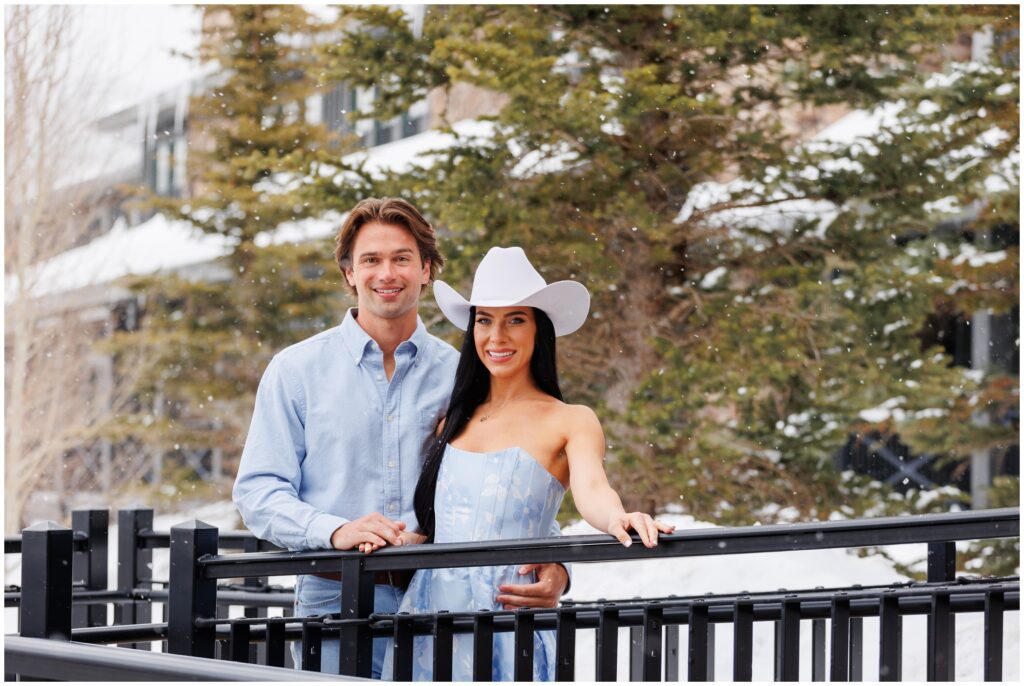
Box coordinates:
[167,520,218,658]
[849,617,863,681]
[392,613,414,681]
[811,619,826,681]
[20,522,73,644]
[983,588,1004,682]
[927,541,956,679]
[433,612,454,681]
[282,604,295,670]
[556,607,576,682]
[641,603,663,681]
[116,508,153,649]
[927,589,952,681]
[301,619,323,672]
[596,605,619,682]
[665,623,680,681]
[830,594,850,681]
[229,621,251,663]
[733,598,754,681]
[266,617,286,667]
[688,600,710,682]
[513,608,535,681]
[71,509,108,629]
[878,592,902,682]
[778,597,800,681]
[339,556,374,677]
[243,536,269,665]
[473,613,495,681]
[707,622,716,680]
[629,625,643,680]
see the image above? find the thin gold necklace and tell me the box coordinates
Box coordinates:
[478,396,514,422]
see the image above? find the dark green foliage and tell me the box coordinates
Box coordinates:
[320,5,1019,520]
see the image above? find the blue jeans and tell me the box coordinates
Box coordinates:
[291,574,404,678]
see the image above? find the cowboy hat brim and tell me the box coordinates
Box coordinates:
[434,279,590,337]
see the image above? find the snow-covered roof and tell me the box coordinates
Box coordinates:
[7,121,491,301]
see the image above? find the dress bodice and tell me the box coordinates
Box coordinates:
[434,444,565,544]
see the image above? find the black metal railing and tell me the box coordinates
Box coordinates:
[6,507,1019,681]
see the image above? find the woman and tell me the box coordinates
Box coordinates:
[381,246,674,680]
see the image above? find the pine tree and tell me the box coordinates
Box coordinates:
[103,6,362,480]
[319,5,1019,521]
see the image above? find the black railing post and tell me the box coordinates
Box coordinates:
[878,591,902,681]
[71,508,108,629]
[927,589,953,681]
[595,604,619,682]
[392,613,414,681]
[983,588,1004,681]
[513,608,535,681]
[339,555,374,677]
[167,520,218,658]
[664,623,680,681]
[829,594,851,681]
[927,541,956,679]
[472,613,495,681]
[811,619,826,681]
[849,617,864,681]
[733,598,754,681]
[687,600,710,682]
[433,612,454,681]
[777,597,800,681]
[641,603,662,682]
[115,508,153,648]
[20,521,73,642]
[555,608,576,682]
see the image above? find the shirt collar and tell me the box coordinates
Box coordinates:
[340,308,427,365]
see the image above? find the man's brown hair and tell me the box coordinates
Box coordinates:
[334,197,444,294]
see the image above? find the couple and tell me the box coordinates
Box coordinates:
[233,197,672,680]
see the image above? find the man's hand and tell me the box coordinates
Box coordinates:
[496,562,569,610]
[330,513,405,552]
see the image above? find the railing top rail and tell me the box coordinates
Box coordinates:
[137,528,280,551]
[197,507,1019,579]
[3,636,359,682]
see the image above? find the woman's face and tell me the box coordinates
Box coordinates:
[473,306,536,380]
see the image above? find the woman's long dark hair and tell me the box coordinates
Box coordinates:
[414,306,563,541]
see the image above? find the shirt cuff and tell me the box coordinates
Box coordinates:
[559,561,573,595]
[306,513,350,550]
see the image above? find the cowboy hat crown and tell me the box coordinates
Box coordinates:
[433,247,590,336]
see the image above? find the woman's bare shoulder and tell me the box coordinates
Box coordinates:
[549,402,601,429]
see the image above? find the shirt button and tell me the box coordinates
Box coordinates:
[388,460,395,468]
[387,415,394,422]
[376,374,383,381]
[388,503,397,512]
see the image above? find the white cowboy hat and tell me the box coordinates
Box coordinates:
[433,247,590,336]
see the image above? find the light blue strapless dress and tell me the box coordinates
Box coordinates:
[383,444,565,681]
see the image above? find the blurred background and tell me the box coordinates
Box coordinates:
[4,5,1018,574]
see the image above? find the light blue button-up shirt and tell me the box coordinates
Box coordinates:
[233,309,459,551]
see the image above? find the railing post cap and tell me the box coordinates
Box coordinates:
[170,519,218,531]
[23,521,70,533]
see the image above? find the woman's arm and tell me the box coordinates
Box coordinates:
[564,405,675,547]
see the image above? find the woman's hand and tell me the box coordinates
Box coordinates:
[359,530,427,553]
[608,512,676,548]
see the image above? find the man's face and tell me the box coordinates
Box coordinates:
[344,222,430,323]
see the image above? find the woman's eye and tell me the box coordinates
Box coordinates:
[510,317,525,325]
[475,318,490,325]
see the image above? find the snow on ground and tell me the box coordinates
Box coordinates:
[5,504,1017,680]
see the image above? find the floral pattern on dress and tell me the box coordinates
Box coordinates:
[382,445,565,681]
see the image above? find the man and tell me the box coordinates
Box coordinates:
[233,197,569,677]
